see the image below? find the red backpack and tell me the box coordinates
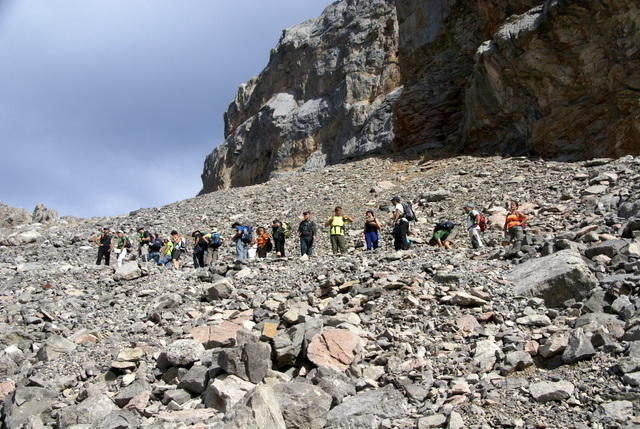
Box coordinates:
[477,214,488,232]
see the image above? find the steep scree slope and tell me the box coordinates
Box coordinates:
[2,155,640,427]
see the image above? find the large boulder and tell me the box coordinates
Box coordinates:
[307,329,363,372]
[223,384,286,429]
[324,386,409,428]
[508,250,598,307]
[114,261,142,281]
[272,383,333,429]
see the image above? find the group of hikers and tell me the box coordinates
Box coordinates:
[93,197,529,268]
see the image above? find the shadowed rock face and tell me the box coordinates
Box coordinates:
[462,0,640,159]
[393,0,540,151]
[201,0,401,194]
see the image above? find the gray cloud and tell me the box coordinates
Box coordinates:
[0,0,331,217]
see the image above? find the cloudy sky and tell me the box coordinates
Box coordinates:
[0,0,331,218]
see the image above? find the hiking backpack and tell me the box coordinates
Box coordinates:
[209,233,222,248]
[435,221,455,232]
[477,214,488,232]
[402,202,417,221]
[282,222,292,239]
[240,226,253,244]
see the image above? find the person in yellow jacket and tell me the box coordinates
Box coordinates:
[325,207,353,255]
[157,238,174,267]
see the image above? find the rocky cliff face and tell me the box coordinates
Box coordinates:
[394,0,640,158]
[393,0,540,150]
[201,0,400,193]
[463,0,640,159]
[202,0,640,193]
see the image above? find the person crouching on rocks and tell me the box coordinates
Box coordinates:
[255,227,272,258]
[271,220,286,257]
[170,230,186,270]
[504,201,528,253]
[430,221,456,249]
[158,238,174,267]
[146,233,163,263]
[114,230,132,267]
[326,207,353,255]
[363,210,382,250]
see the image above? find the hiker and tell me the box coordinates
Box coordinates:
[137,227,151,259]
[170,230,186,269]
[430,221,456,249]
[157,238,174,267]
[363,210,382,250]
[271,220,286,257]
[192,231,209,268]
[325,207,353,255]
[298,211,317,257]
[463,204,484,249]
[114,230,131,267]
[146,233,163,263]
[504,201,528,252]
[255,227,272,258]
[232,222,253,261]
[95,227,112,266]
[390,197,410,251]
[204,229,224,263]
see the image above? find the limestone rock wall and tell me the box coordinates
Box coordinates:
[201,0,400,193]
[393,0,539,151]
[462,0,640,159]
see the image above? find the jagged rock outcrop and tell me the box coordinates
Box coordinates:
[462,0,640,159]
[0,203,31,228]
[200,0,400,193]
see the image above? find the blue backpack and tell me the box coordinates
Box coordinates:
[239,226,253,244]
[209,233,222,248]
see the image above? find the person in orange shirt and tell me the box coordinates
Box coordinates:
[504,201,528,252]
[255,227,272,258]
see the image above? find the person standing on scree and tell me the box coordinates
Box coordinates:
[363,210,382,250]
[325,207,353,255]
[463,204,483,249]
[95,227,112,265]
[390,196,410,251]
[298,211,317,257]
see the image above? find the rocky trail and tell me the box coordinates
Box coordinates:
[1,154,640,428]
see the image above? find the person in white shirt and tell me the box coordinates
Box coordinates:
[463,204,483,249]
[390,196,410,251]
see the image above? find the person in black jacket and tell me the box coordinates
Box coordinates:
[298,211,318,257]
[271,220,286,257]
[95,227,112,265]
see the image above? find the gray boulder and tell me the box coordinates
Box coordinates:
[273,382,333,429]
[178,364,209,394]
[166,339,205,367]
[222,384,286,429]
[562,328,596,364]
[584,239,628,259]
[324,386,409,428]
[207,278,234,300]
[3,386,56,428]
[113,261,142,281]
[529,381,575,402]
[508,250,598,307]
[57,393,117,427]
